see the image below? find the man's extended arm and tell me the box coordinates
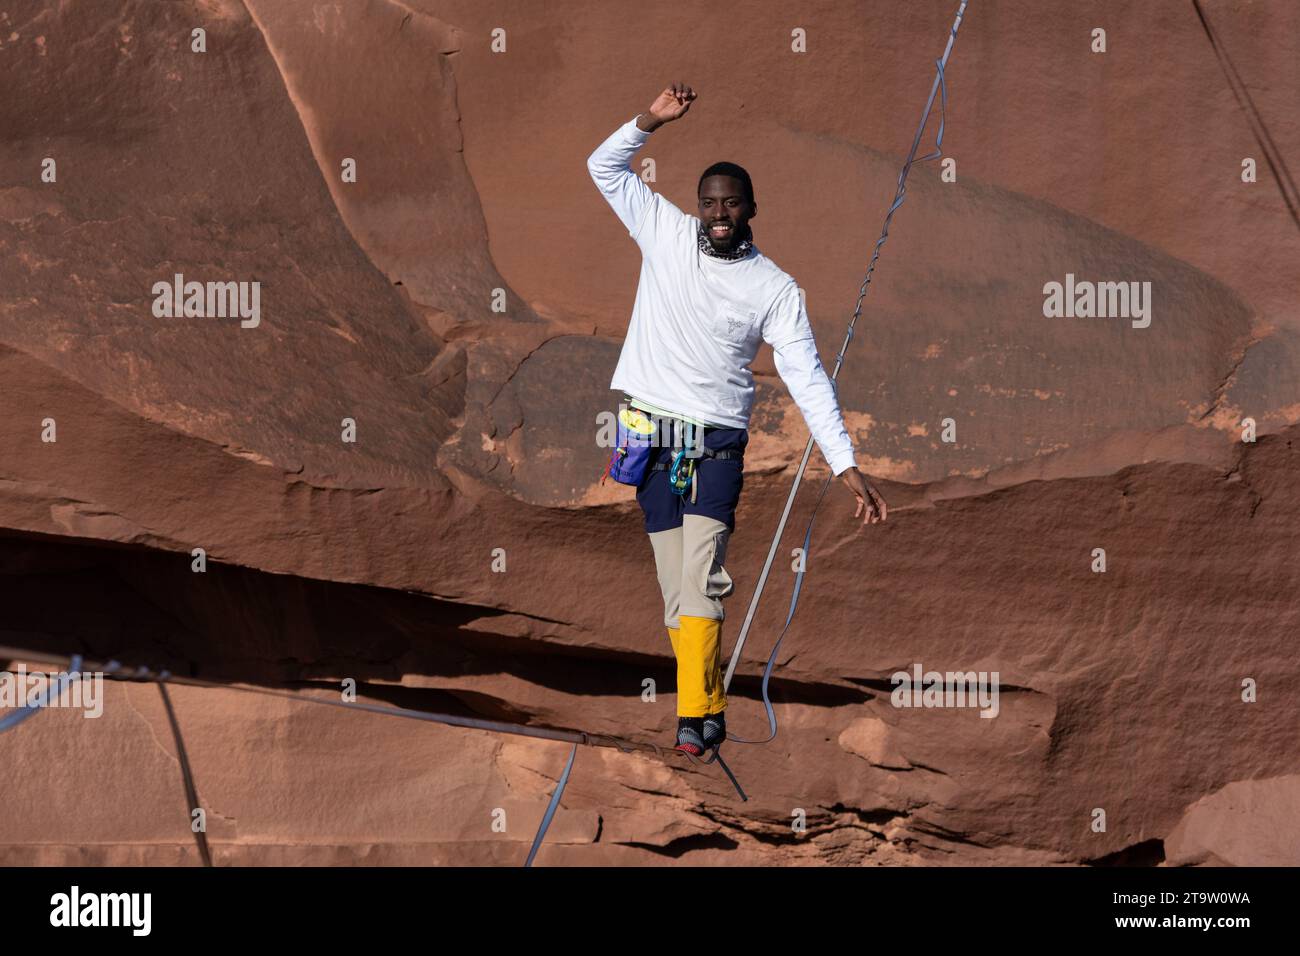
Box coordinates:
[765,281,888,524]
[765,280,858,476]
[772,337,859,476]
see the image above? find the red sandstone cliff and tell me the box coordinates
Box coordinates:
[0,0,1296,865]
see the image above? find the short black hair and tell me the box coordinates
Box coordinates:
[698,162,754,204]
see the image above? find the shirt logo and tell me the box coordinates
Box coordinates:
[718,306,755,344]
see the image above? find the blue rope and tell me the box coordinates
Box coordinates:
[719,475,832,747]
[524,742,578,867]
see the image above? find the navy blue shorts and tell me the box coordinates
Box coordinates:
[636,426,748,534]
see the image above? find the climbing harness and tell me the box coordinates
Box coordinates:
[649,419,744,504]
[656,445,743,504]
[710,0,970,762]
[599,407,742,500]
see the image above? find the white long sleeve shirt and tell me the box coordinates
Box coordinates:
[587,115,859,476]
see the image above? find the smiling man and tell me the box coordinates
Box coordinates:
[588,82,887,756]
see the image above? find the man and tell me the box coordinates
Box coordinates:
[587,82,888,756]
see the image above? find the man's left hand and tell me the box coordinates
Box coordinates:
[838,467,887,526]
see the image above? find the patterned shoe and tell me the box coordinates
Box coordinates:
[675,716,705,756]
[702,711,726,749]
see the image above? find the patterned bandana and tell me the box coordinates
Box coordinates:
[697,220,754,261]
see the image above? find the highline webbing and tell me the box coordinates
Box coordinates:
[716,1,971,752]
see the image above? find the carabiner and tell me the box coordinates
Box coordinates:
[668,450,696,496]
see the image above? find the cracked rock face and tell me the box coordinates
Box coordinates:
[1,0,1298,865]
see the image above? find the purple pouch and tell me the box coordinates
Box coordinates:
[602,408,657,486]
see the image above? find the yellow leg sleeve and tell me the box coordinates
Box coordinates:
[677,615,724,718]
[707,624,727,716]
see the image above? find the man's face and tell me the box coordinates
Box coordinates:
[698,175,756,253]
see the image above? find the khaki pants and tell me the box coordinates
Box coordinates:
[650,514,732,716]
[649,514,735,625]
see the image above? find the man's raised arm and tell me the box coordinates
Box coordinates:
[586,83,697,239]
